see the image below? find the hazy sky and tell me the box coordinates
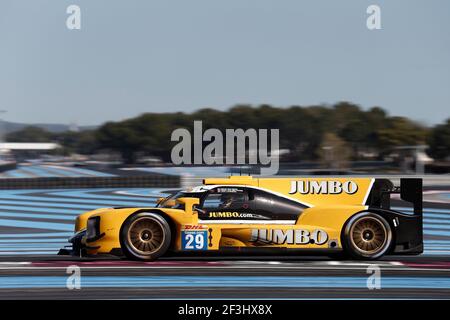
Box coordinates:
[0,0,449,126]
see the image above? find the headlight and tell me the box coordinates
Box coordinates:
[74,216,80,232]
[86,217,100,240]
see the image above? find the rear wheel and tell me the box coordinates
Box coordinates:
[343,212,392,260]
[120,212,171,261]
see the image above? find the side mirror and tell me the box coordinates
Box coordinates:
[194,205,206,214]
[156,197,165,205]
[176,197,200,214]
[160,199,176,207]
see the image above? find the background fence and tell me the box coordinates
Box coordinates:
[0,174,180,189]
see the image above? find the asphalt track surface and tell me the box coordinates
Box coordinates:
[0,186,449,299]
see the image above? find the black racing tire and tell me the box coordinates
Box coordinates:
[342,212,393,260]
[120,212,171,261]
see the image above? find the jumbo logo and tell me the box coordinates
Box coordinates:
[209,212,240,218]
[250,229,328,245]
[289,180,358,195]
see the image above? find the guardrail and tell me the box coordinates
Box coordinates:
[0,174,180,189]
[0,173,446,190]
[0,162,17,173]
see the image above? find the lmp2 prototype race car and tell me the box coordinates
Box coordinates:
[60,176,423,260]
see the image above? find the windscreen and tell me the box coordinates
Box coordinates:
[157,192,203,209]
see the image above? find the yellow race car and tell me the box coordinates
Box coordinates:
[59,176,423,260]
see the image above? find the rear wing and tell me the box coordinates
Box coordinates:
[366,178,423,216]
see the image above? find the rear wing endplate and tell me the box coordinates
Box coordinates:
[366,178,423,216]
[399,178,423,216]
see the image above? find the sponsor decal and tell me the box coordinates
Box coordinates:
[182,229,208,250]
[215,187,243,193]
[289,180,358,195]
[250,228,328,245]
[183,225,207,230]
[208,228,213,247]
[208,211,268,219]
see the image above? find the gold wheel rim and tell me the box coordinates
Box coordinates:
[350,217,387,255]
[127,217,165,255]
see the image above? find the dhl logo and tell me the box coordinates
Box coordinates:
[183,225,207,230]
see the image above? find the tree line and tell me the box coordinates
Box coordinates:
[6,102,450,163]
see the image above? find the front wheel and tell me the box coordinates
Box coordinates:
[342,212,393,260]
[120,212,171,261]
